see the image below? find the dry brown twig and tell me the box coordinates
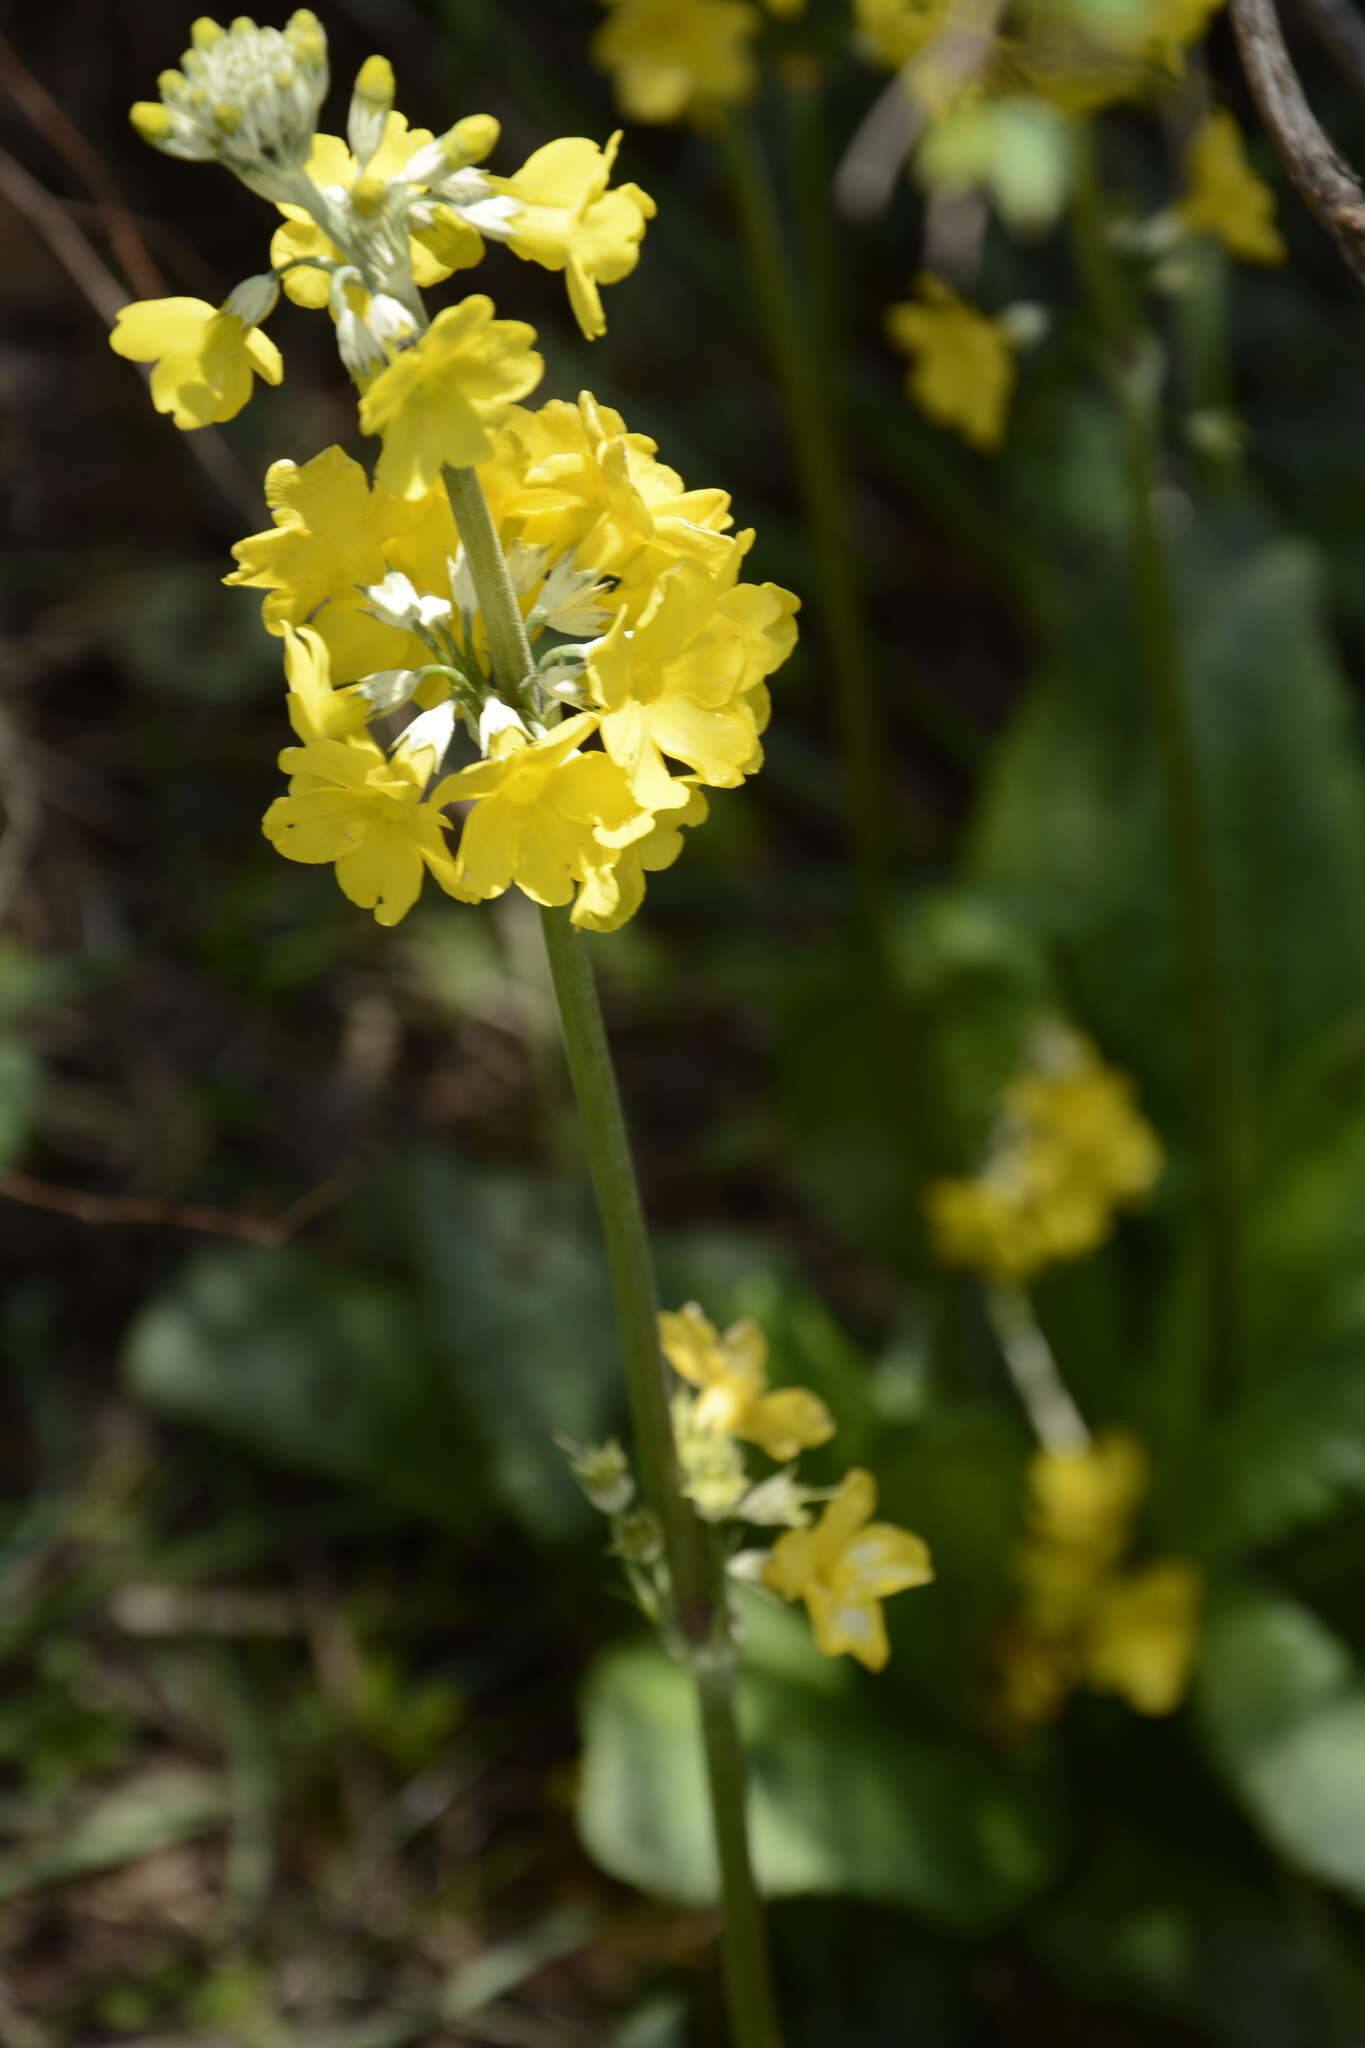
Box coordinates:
[0,26,167,300]
[1231,0,1365,283]
[0,1168,353,1248]
[0,146,261,520]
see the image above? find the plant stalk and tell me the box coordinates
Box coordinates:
[445,461,784,2048]
[719,113,891,943]
[1069,152,1245,1399]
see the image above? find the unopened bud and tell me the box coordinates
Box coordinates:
[348,53,395,170]
[608,1508,663,1565]
[560,1436,634,1516]
[130,101,173,143]
[223,272,280,328]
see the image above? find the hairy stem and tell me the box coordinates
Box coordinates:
[444,462,783,2047]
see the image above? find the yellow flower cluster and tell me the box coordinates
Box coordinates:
[658,1304,932,1670]
[114,15,797,938]
[925,1022,1162,1282]
[230,394,797,929]
[111,13,656,441]
[997,1430,1202,1727]
[885,275,1017,450]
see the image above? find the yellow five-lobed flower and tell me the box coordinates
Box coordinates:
[358,296,544,496]
[764,1469,934,1672]
[110,296,282,429]
[885,275,1016,452]
[489,134,656,341]
[659,1302,836,1461]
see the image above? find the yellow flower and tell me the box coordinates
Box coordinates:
[996,1432,1203,1727]
[278,623,371,742]
[263,732,470,925]
[885,275,1015,451]
[593,0,760,124]
[1016,1431,1149,1635]
[573,784,710,931]
[109,297,282,429]
[764,1469,933,1672]
[658,1302,835,1460]
[481,392,739,604]
[270,114,488,306]
[436,713,655,914]
[854,0,952,69]
[359,297,543,498]
[584,559,784,809]
[1178,110,1285,266]
[491,134,656,340]
[225,445,457,683]
[1082,1562,1203,1715]
[925,1023,1162,1283]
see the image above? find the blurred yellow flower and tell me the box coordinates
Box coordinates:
[885,276,1015,451]
[1178,109,1285,265]
[594,0,761,124]
[925,1021,1162,1282]
[997,1432,1202,1726]
[359,297,543,497]
[764,1468,933,1671]
[493,134,656,340]
[854,0,952,69]
[1083,1561,1203,1714]
[110,297,281,429]
[659,1302,836,1460]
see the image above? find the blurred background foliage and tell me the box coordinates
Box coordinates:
[6,0,1365,2041]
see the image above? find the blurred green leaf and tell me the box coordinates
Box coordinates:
[970,514,1365,1133]
[0,1766,225,1901]
[0,1038,39,1171]
[124,1247,478,1529]
[408,1153,618,1538]
[579,1603,1057,1929]
[1197,1586,1365,1902]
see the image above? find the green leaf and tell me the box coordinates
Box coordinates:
[1197,1587,1365,1902]
[579,1606,1057,1930]
[408,1155,618,1538]
[969,515,1365,1131]
[124,1247,477,1529]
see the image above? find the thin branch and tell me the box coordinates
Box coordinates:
[0,1168,352,1247]
[0,27,167,299]
[1231,0,1365,283]
[0,145,262,521]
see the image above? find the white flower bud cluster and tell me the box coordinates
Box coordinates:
[134,13,330,201]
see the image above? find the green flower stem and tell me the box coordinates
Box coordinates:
[719,113,891,943]
[444,461,783,2048]
[1070,153,1245,1401]
[696,1649,786,2048]
[442,465,537,720]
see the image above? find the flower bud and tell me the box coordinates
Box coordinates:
[348,53,395,171]
[561,1436,635,1516]
[222,271,279,328]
